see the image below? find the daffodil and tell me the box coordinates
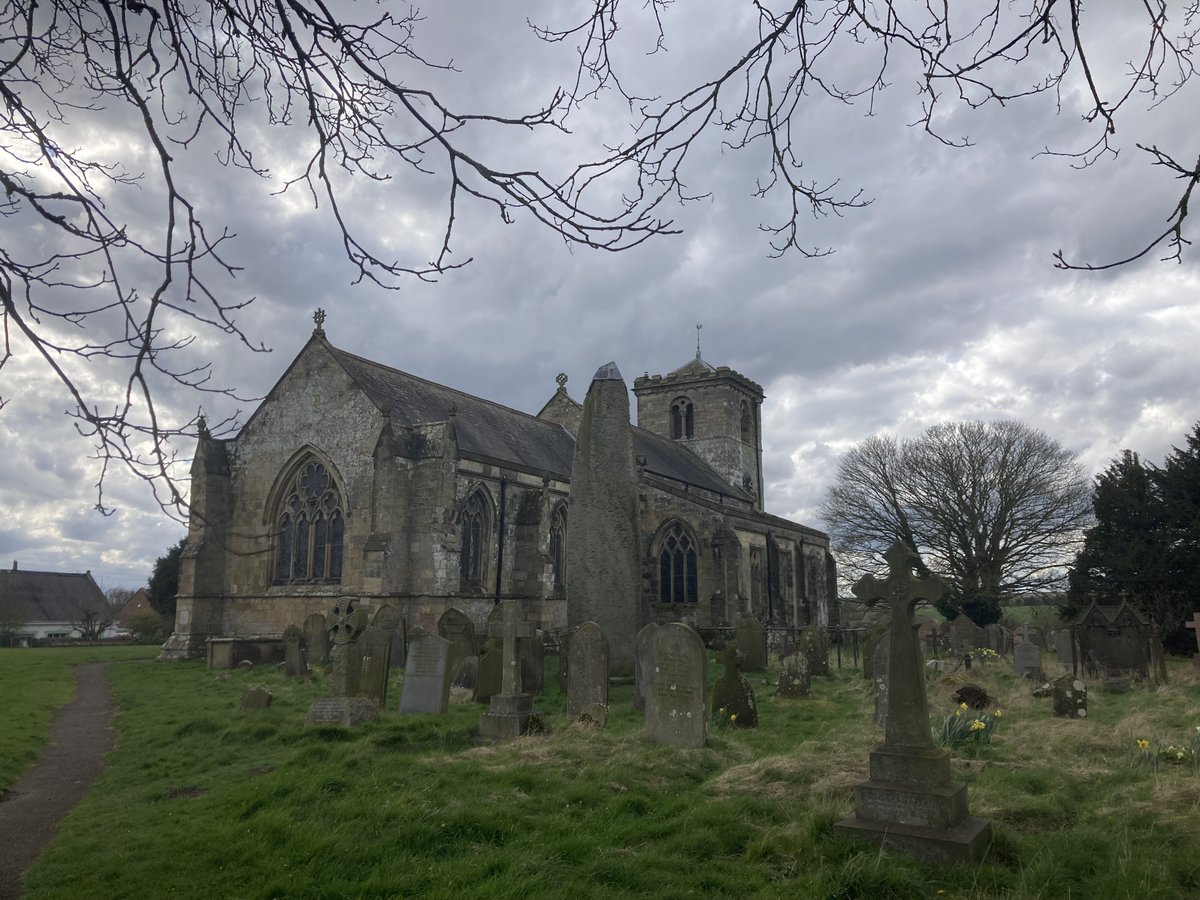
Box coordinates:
[970,719,987,732]
[730,713,737,722]
[1137,739,1150,749]
[994,709,1002,718]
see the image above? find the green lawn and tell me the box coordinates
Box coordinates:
[15,648,1200,898]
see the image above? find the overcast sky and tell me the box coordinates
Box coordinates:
[1,3,1197,591]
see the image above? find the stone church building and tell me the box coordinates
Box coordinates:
[160,323,836,660]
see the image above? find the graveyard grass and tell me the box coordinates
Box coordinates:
[13,648,1200,899]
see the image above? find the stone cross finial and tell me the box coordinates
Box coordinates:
[489,600,538,695]
[313,307,326,334]
[556,372,568,390]
[852,542,946,749]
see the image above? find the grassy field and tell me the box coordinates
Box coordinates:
[15,647,1200,898]
[0,645,160,791]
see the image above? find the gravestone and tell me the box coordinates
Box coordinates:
[399,634,452,714]
[241,686,273,710]
[1052,675,1088,719]
[711,646,757,728]
[479,600,539,740]
[633,623,658,712]
[799,626,830,677]
[1186,613,1200,668]
[872,636,890,727]
[1014,624,1044,649]
[348,626,393,708]
[776,650,811,699]
[566,622,609,722]
[1054,629,1075,671]
[834,542,992,864]
[1013,642,1043,680]
[947,614,983,655]
[565,362,643,676]
[862,620,889,681]
[1075,599,1152,679]
[438,608,477,676]
[643,623,707,749]
[304,597,378,727]
[982,623,1010,654]
[476,637,503,704]
[450,656,479,694]
[372,604,407,669]
[283,624,307,678]
[734,616,767,672]
[303,612,330,665]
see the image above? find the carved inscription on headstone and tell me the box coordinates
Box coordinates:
[644,623,707,749]
[399,634,452,714]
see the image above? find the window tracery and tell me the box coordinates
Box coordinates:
[658,521,698,603]
[273,460,344,584]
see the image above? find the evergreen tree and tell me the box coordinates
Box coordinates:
[148,539,186,619]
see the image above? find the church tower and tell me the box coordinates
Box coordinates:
[633,348,765,512]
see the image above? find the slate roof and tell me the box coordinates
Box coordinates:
[327,342,752,501]
[0,568,106,623]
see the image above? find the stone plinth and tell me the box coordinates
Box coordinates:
[478,692,535,740]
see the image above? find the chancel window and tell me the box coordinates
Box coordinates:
[658,521,698,603]
[671,398,695,440]
[550,504,567,590]
[274,460,344,584]
[460,488,491,591]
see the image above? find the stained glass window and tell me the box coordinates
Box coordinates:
[273,460,345,584]
[658,521,698,603]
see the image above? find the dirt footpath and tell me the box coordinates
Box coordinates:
[0,662,116,900]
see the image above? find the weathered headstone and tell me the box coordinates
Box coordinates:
[565,362,643,676]
[372,604,407,669]
[348,626,393,708]
[799,626,830,677]
[304,597,378,727]
[947,613,983,654]
[303,612,330,665]
[834,542,992,864]
[450,656,479,695]
[438,608,477,676]
[567,621,609,722]
[776,650,811,699]
[1075,599,1152,679]
[1052,675,1088,719]
[711,646,757,728]
[283,624,306,678]
[1053,629,1075,671]
[241,686,273,710]
[643,623,707,748]
[982,623,1010,654]
[479,600,539,740]
[872,636,890,727]
[1013,642,1043,680]
[399,634,452,714]
[633,623,658,712]
[734,616,767,672]
[476,637,503,704]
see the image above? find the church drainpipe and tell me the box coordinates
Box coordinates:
[494,475,508,604]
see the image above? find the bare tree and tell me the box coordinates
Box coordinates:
[1,2,1195,516]
[822,421,1093,624]
[72,591,121,640]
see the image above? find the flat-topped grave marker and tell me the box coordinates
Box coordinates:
[834,543,992,864]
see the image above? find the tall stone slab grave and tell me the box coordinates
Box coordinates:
[633,623,658,712]
[399,634,452,714]
[348,625,393,708]
[643,623,707,748]
[373,604,407,669]
[565,362,643,676]
[304,597,379,727]
[567,622,609,725]
[834,543,992,864]
[438,608,476,676]
[303,612,330,666]
[734,616,767,672]
[283,624,307,678]
[1013,642,1043,680]
[479,601,539,740]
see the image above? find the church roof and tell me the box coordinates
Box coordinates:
[325,342,750,500]
[669,353,716,377]
[0,567,105,624]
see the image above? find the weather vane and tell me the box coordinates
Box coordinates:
[313,307,326,334]
[696,323,703,359]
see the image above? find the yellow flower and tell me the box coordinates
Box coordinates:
[970,719,986,731]
[959,702,969,710]
[1137,739,1150,749]
[994,709,1002,718]
[730,713,737,722]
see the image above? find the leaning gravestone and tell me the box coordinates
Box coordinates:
[304,597,379,727]
[567,621,609,723]
[1013,641,1044,680]
[776,650,811,699]
[643,623,707,748]
[372,604,407,669]
[304,612,330,665]
[633,623,658,712]
[283,624,307,678]
[834,542,992,864]
[711,646,757,728]
[1052,675,1088,719]
[734,616,767,672]
[872,636,890,727]
[799,626,830,677]
[399,634,452,714]
[438,608,477,676]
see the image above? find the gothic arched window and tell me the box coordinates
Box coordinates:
[671,398,694,440]
[273,459,345,584]
[658,521,698,603]
[549,503,568,590]
[740,400,754,443]
[460,488,492,591]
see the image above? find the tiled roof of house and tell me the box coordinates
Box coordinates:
[0,567,106,623]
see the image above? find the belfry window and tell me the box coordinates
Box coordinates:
[658,521,698,603]
[460,488,491,591]
[274,460,344,584]
[671,398,695,440]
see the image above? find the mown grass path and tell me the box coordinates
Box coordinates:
[0,662,115,900]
